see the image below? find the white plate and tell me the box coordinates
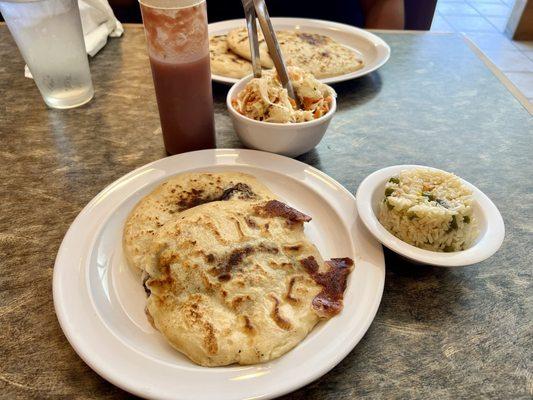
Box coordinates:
[356,165,505,267]
[53,149,385,400]
[209,17,391,85]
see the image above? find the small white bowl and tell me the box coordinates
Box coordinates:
[356,165,505,267]
[226,75,336,158]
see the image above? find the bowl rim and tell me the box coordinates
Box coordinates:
[355,164,505,267]
[226,74,337,128]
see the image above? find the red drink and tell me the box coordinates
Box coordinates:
[149,55,214,154]
[140,0,215,155]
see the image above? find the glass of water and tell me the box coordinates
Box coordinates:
[0,0,94,109]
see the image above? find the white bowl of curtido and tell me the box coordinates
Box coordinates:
[227,67,336,158]
[356,165,505,267]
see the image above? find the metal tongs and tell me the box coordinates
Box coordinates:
[241,0,299,106]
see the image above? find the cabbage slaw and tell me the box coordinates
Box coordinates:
[232,67,336,123]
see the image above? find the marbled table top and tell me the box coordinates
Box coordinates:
[0,25,531,399]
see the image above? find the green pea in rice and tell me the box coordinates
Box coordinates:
[378,168,478,252]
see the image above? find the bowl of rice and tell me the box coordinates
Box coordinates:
[356,165,505,267]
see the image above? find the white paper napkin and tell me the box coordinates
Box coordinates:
[25,0,123,78]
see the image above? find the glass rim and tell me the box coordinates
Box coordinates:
[138,0,205,11]
[0,0,47,3]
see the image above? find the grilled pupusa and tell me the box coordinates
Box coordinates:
[143,199,353,366]
[226,28,363,78]
[123,172,276,273]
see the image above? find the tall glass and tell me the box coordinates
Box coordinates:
[0,0,94,109]
[139,0,215,155]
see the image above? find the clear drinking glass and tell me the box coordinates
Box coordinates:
[139,0,215,155]
[0,0,94,109]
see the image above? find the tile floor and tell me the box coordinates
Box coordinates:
[430,0,533,107]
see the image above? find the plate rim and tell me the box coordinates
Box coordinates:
[355,164,505,267]
[53,149,385,399]
[209,17,391,85]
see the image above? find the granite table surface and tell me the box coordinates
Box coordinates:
[0,25,532,399]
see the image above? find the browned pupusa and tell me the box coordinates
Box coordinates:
[123,172,276,273]
[226,28,364,78]
[209,34,254,79]
[144,200,354,366]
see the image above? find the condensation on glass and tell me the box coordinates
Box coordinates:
[0,0,94,109]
